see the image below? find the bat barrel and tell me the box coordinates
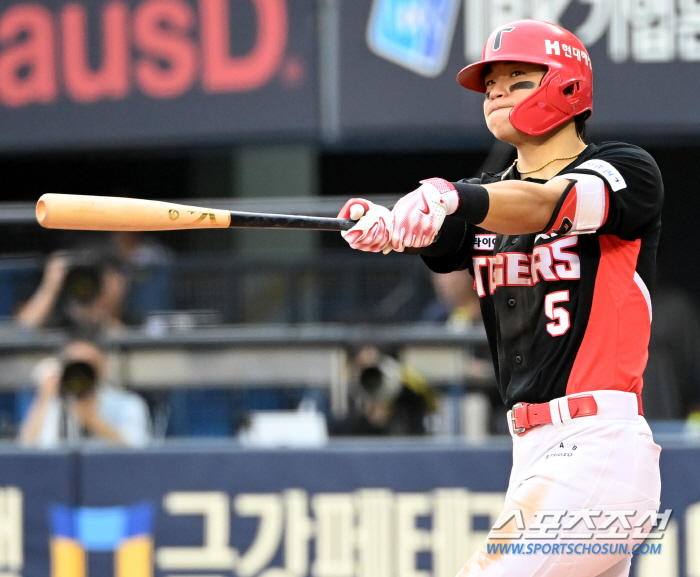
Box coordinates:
[229,211,355,231]
[35,193,357,232]
[36,193,232,231]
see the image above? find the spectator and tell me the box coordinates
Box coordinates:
[423,270,494,380]
[422,270,503,434]
[14,232,173,330]
[330,346,437,436]
[422,270,482,328]
[18,339,151,448]
[15,249,126,332]
[111,231,173,269]
[110,232,174,325]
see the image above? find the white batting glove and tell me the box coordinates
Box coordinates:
[390,178,459,252]
[338,198,393,253]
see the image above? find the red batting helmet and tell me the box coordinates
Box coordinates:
[457,20,593,136]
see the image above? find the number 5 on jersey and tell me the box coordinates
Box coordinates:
[545,291,570,336]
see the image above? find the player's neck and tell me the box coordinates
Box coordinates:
[513,123,586,181]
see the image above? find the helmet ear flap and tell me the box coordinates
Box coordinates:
[510,79,564,136]
[563,82,579,98]
[546,75,585,113]
[510,73,581,135]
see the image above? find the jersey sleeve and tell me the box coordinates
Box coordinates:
[419,217,475,273]
[546,144,663,239]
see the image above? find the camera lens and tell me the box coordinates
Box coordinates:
[64,265,102,304]
[359,366,383,394]
[60,362,97,398]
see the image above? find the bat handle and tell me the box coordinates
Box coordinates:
[227,211,357,231]
[336,218,356,231]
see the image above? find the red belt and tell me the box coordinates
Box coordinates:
[510,394,644,436]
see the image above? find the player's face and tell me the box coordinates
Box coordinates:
[483,62,547,142]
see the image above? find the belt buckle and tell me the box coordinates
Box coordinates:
[510,402,527,435]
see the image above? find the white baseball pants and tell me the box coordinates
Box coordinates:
[457,390,662,577]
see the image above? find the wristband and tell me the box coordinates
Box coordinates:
[452,182,490,225]
[403,217,468,257]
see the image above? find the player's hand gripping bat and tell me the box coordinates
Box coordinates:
[35,194,356,232]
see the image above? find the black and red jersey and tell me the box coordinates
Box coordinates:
[421,142,664,407]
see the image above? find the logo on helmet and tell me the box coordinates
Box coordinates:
[492,27,515,51]
[545,40,592,69]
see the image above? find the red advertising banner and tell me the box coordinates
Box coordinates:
[0,0,316,150]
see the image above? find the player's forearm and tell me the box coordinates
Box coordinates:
[15,283,60,327]
[477,180,568,235]
[18,395,52,446]
[338,177,569,256]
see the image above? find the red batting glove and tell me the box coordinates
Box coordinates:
[390,178,459,252]
[338,198,393,253]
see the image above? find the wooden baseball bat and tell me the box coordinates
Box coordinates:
[36,194,356,232]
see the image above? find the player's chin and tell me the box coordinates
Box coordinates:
[485,116,518,142]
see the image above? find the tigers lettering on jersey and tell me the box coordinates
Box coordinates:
[472,237,581,297]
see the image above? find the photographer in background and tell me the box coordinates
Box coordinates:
[15,249,126,331]
[330,346,437,436]
[18,339,151,448]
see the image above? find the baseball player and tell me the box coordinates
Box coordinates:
[339,20,662,577]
